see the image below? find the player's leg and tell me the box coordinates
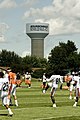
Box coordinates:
[2,92,13,116]
[13,95,18,106]
[73,88,79,107]
[45,82,52,92]
[50,87,56,107]
[12,85,18,106]
[13,93,18,106]
[28,81,31,88]
[60,83,63,90]
[45,83,49,91]
[9,98,13,106]
[69,84,73,99]
[5,99,13,116]
[42,82,46,93]
[73,86,76,100]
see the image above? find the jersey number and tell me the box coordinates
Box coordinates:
[56,78,60,84]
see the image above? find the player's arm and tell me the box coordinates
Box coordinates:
[46,78,53,82]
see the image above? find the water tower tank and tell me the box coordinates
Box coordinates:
[26,23,49,58]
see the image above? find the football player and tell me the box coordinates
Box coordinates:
[0,72,13,116]
[46,75,63,107]
[73,72,80,107]
[25,72,31,88]
[7,69,18,106]
[69,72,76,100]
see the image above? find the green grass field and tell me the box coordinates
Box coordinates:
[0,79,80,120]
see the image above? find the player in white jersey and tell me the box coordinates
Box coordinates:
[45,75,63,91]
[46,75,63,107]
[73,72,80,107]
[25,72,31,88]
[0,72,13,116]
[69,73,76,100]
[4,71,13,106]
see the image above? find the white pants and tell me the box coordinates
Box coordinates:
[70,84,76,92]
[47,82,52,87]
[51,87,57,96]
[69,81,75,91]
[1,91,9,105]
[11,84,16,96]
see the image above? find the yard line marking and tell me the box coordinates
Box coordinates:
[0,106,80,120]
[0,105,79,112]
[0,107,30,112]
[34,115,80,120]
[0,106,56,112]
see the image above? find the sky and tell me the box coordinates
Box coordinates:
[0,0,80,58]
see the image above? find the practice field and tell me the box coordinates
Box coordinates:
[0,79,80,120]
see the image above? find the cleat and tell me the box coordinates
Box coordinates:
[15,104,18,107]
[69,96,72,100]
[9,111,13,116]
[73,102,77,107]
[73,104,76,107]
[9,104,13,106]
[15,100,18,106]
[28,87,31,88]
[74,97,76,100]
[43,90,46,93]
[53,104,56,108]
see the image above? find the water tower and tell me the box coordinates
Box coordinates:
[26,23,49,58]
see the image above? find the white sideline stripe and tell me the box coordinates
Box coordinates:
[34,115,80,120]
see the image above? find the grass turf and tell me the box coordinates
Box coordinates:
[0,80,80,120]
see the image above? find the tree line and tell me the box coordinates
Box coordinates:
[0,49,47,77]
[0,40,80,78]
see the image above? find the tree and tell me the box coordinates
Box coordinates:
[0,50,22,67]
[47,40,79,75]
[22,56,47,77]
[0,50,47,76]
[22,55,47,68]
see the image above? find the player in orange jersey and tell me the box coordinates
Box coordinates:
[7,69,18,106]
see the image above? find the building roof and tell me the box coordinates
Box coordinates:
[0,66,10,71]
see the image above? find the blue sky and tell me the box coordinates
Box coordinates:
[0,0,80,58]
